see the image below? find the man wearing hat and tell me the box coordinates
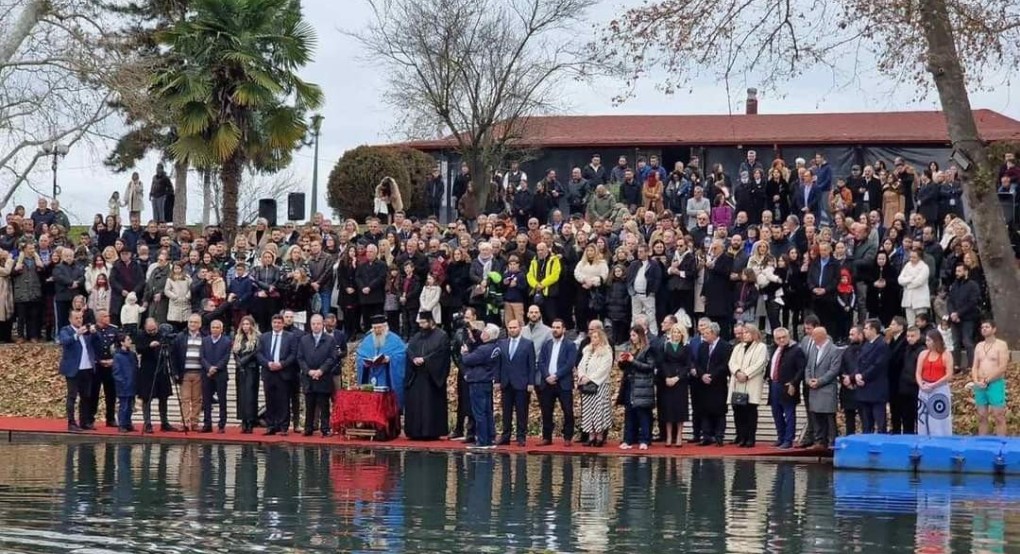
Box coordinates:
[355,314,408,408]
[404,311,451,440]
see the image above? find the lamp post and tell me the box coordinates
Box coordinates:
[41,141,69,199]
[309,114,324,215]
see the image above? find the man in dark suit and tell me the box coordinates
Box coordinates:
[535,319,578,446]
[768,327,806,449]
[199,320,232,433]
[792,168,822,219]
[696,321,733,446]
[854,319,890,433]
[355,243,387,324]
[884,316,908,434]
[807,239,839,318]
[256,313,299,435]
[297,314,338,437]
[497,319,535,446]
[58,310,97,432]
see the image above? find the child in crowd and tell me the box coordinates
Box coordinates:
[108,191,123,220]
[419,272,442,325]
[938,315,956,354]
[734,267,759,324]
[112,333,137,433]
[120,292,143,336]
[501,255,527,326]
[606,264,631,345]
[384,266,401,331]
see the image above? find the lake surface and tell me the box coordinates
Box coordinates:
[0,440,1018,553]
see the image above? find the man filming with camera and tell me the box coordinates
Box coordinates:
[58,310,98,432]
[136,318,177,433]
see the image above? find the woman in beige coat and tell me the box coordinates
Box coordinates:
[577,327,615,447]
[728,324,768,447]
[163,262,192,330]
[0,250,14,342]
[897,248,931,326]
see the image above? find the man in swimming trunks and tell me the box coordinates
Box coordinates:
[970,319,1009,436]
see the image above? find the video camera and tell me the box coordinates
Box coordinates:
[155,323,178,347]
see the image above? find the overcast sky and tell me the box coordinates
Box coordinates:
[20,0,1020,226]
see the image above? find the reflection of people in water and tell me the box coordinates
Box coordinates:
[970,503,1007,554]
[915,491,951,552]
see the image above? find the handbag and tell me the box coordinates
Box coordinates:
[588,289,606,312]
[731,377,750,406]
[579,381,598,395]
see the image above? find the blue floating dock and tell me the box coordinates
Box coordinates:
[834,434,1020,475]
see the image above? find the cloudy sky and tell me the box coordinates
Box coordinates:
[21,0,1020,226]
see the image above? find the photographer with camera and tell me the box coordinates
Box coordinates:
[136,318,177,433]
[449,307,482,442]
[460,323,502,449]
[58,310,98,432]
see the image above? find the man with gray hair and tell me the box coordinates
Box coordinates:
[804,327,841,449]
[461,323,502,449]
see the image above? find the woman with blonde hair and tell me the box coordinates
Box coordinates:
[163,262,192,331]
[728,323,768,447]
[101,246,118,267]
[659,323,692,446]
[577,325,614,447]
[232,315,261,434]
[574,243,609,329]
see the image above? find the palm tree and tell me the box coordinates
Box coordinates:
[152,0,323,238]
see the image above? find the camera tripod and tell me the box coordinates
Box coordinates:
[146,341,188,434]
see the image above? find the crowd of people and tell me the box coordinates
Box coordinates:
[2,147,1016,445]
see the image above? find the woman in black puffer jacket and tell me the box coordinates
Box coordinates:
[606,264,631,346]
[617,325,655,450]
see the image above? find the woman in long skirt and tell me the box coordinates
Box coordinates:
[577,326,614,447]
[916,329,954,436]
[233,316,261,434]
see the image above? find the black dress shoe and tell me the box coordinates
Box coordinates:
[200,425,213,433]
[81,423,95,431]
[279,431,289,437]
[538,439,552,446]
[302,430,314,437]
[699,439,714,446]
[715,439,725,447]
[516,439,526,447]
[143,424,154,434]
[162,424,178,432]
[241,427,252,434]
[322,430,332,438]
[264,428,278,436]
[106,421,118,428]
[217,428,226,434]
[495,437,511,446]
[773,439,783,447]
[68,423,82,432]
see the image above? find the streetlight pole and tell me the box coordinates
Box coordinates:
[41,141,69,199]
[309,114,324,216]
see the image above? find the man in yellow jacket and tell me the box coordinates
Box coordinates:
[526,242,561,325]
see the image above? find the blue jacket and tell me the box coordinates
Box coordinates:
[58,325,98,378]
[497,336,535,389]
[461,340,501,383]
[112,349,137,397]
[200,335,233,379]
[536,338,578,391]
[855,337,889,403]
[227,274,256,307]
[814,162,833,192]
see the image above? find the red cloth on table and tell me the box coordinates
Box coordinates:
[331,390,399,434]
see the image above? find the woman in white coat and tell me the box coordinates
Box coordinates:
[728,324,768,447]
[897,248,931,326]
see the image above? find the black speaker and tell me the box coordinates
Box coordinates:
[258,198,277,227]
[287,192,306,221]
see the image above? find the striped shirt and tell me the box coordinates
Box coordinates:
[184,334,202,372]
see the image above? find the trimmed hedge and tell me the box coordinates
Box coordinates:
[326,145,435,221]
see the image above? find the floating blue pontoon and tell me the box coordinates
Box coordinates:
[834,434,1020,475]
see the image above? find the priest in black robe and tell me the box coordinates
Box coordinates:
[404,311,451,440]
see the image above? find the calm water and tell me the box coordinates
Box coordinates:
[0,440,1018,553]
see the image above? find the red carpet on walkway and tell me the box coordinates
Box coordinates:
[0,416,831,459]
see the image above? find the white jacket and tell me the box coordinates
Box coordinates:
[897,260,931,309]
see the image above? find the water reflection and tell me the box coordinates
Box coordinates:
[0,442,1017,552]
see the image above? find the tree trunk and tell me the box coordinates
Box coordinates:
[173,159,188,225]
[465,150,488,212]
[0,0,46,68]
[920,0,1020,346]
[201,168,212,226]
[219,156,242,242]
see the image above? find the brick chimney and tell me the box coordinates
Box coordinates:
[746,88,758,115]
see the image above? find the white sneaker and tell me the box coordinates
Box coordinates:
[639,443,649,450]
[619,443,632,450]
